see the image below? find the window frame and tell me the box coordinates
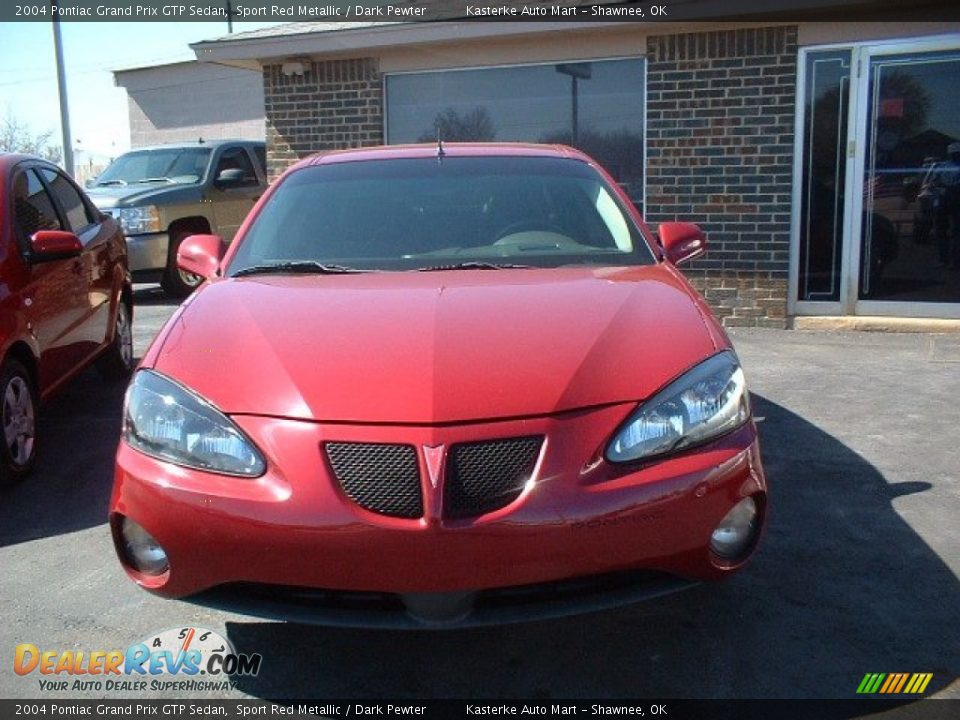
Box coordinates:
[213,145,261,188]
[36,166,98,235]
[9,164,65,258]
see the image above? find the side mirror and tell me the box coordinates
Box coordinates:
[658,222,707,266]
[215,168,245,186]
[29,230,83,262]
[177,234,225,281]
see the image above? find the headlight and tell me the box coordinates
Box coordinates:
[123,370,266,477]
[606,351,749,463]
[116,206,161,235]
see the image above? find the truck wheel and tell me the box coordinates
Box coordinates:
[161,231,204,299]
[0,359,37,487]
[96,300,134,380]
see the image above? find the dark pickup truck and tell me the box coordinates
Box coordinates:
[86,139,266,296]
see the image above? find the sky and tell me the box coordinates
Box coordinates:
[0,21,282,164]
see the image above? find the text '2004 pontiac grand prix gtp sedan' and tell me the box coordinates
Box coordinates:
[109,143,768,627]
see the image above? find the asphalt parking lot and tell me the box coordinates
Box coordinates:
[1,284,957,702]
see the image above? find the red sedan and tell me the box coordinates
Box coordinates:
[1,154,133,487]
[110,144,767,626]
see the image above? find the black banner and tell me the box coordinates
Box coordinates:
[2,0,957,23]
[2,700,960,720]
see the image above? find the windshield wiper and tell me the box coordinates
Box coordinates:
[96,179,127,187]
[137,177,173,184]
[416,261,532,272]
[232,261,368,277]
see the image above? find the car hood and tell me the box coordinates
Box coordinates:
[86,183,197,208]
[151,266,718,423]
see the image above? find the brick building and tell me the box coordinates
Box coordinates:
[193,14,960,326]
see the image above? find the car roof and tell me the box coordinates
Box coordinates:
[119,139,265,152]
[296,143,591,171]
[0,153,59,172]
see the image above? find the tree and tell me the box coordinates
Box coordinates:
[0,111,62,163]
[539,127,644,188]
[418,107,497,143]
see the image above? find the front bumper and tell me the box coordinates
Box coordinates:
[124,232,169,274]
[110,404,767,626]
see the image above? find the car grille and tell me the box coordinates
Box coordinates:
[324,442,423,519]
[444,436,544,520]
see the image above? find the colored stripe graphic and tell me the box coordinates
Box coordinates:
[857,673,932,694]
[879,674,896,693]
[857,673,885,694]
[893,673,909,693]
[905,673,934,693]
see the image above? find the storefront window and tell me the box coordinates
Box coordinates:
[385,58,645,206]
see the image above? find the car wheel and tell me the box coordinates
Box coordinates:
[96,301,135,380]
[0,359,37,487]
[161,231,205,299]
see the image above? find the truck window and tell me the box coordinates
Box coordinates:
[215,148,258,187]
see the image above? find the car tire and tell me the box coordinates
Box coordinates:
[161,231,205,299]
[0,359,37,488]
[96,301,135,380]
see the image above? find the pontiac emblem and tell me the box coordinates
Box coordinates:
[423,445,445,488]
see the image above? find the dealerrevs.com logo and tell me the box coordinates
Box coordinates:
[14,627,262,693]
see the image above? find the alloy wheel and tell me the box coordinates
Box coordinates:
[118,306,134,370]
[3,376,35,467]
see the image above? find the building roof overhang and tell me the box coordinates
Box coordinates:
[189,0,956,69]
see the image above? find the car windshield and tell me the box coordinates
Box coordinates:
[227,156,656,274]
[94,147,211,186]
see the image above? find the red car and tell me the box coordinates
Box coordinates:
[1,154,133,487]
[110,144,767,626]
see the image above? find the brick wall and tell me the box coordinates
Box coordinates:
[645,27,797,327]
[262,58,384,180]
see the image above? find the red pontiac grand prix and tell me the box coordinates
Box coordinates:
[110,144,768,627]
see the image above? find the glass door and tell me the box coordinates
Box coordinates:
[793,36,960,319]
[856,45,960,315]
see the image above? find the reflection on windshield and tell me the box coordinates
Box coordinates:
[96,148,211,186]
[228,156,654,274]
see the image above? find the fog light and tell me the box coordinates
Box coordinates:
[710,497,758,560]
[119,517,169,576]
